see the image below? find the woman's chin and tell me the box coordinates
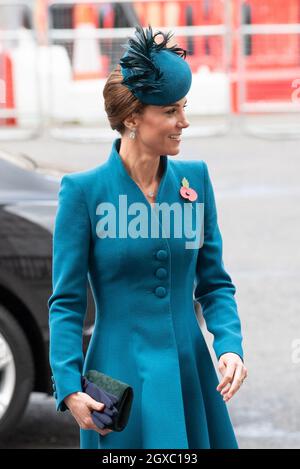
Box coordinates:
[168,145,181,155]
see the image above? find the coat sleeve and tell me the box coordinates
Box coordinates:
[194,161,244,362]
[48,174,91,411]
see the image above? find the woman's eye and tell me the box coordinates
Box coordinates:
[166,105,188,115]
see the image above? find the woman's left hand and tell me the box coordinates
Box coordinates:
[216,353,248,402]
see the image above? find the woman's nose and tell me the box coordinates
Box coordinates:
[178,117,190,129]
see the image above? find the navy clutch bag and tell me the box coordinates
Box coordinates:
[82,370,134,432]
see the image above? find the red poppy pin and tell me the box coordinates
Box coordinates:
[180,177,198,202]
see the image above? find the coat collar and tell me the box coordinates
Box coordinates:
[107,137,170,207]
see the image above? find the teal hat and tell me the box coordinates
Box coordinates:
[119,24,192,106]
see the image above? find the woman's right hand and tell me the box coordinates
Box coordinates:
[64,391,113,436]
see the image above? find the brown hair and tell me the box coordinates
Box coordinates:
[103,64,147,135]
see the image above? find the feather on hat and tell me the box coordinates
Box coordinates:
[119,24,192,105]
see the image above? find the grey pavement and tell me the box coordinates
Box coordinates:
[1,119,300,449]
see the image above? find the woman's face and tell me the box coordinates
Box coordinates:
[133,96,190,156]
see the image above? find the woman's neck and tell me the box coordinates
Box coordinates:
[118,138,163,189]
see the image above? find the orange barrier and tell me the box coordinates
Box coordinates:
[101,3,114,29]
[72,3,108,80]
[0,50,17,126]
[73,3,98,28]
[146,2,163,27]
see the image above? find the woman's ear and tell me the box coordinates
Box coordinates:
[123,111,141,131]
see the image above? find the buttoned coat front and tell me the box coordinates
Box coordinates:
[48,137,244,449]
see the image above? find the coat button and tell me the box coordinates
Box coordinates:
[53,391,57,399]
[52,383,56,391]
[155,267,167,279]
[156,249,168,260]
[51,375,55,383]
[155,286,167,298]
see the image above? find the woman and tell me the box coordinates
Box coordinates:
[48,24,247,449]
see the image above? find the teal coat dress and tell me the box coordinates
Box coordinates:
[48,137,244,449]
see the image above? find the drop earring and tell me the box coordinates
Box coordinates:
[129,129,136,139]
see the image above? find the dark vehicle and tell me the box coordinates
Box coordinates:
[0,154,94,437]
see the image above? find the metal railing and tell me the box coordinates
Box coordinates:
[236,1,300,139]
[46,0,232,142]
[1,0,300,142]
